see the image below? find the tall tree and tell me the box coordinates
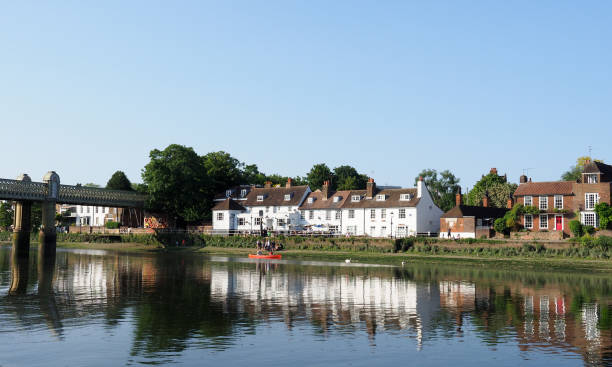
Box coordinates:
[142,144,211,225]
[306,163,334,191]
[0,202,13,231]
[202,151,244,195]
[467,171,517,208]
[242,164,267,186]
[561,156,602,181]
[106,171,133,191]
[414,169,461,212]
[333,165,368,190]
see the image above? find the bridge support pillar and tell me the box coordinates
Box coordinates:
[12,200,32,259]
[39,200,57,257]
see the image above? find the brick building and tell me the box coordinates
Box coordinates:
[440,191,508,239]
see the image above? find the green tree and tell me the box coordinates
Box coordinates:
[106,171,134,191]
[31,203,42,232]
[333,165,368,190]
[306,163,334,191]
[0,202,14,231]
[467,172,517,208]
[202,151,244,196]
[242,164,267,186]
[562,156,602,181]
[142,144,211,226]
[414,169,461,212]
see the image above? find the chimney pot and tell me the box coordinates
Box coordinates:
[286,178,293,188]
[366,178,376,198]
[520,175,528,184]
[264,181,272,188]
[482,196,489,208]
[507,198,513,209]
[490,168,497,175]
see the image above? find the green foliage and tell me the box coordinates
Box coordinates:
[522,205,541,215]
[202,151,244,197]
[466,171,516,208]
[583,225,595,235]
[561,156,602,181]
[494,203,523,233]
[106,171,133,191]
[105,221,120,229]
[413,169,461,212]
[142,144,212,225]
[0,202,13,230]
[569,220,583,237]
[494,218,506,234]
[306,163,334,191]
[595,203,612,230]
[334,165,368,191]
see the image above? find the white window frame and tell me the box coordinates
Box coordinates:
[326,210,331,220]
[351,195,360,202]
[225,189,232,197]
[240,189,247,197]
[216,212,224,221]
[376,194,386,201]
[309,210,314,220]
[347,226,357,235]
[254,217,262,226]
[400,194,411,201]
[370,226,376,234]
[524,196,533,206]
[348,209,355,219]
[370,209,376,219]
[554,195,563,209]
[333,196,341,203]
[539,196,548,210]
[586,174,598,184]
[399,209,406,219]
[585,193,599,210]
[257,195,264,202]
[307,197,314,204]
[238,217,245,226]
[524,214,533,229]
[582,212,598,227]
[539,214,548,230]
[284,194,291,201]
[335,210,341,220]
[381,209,386,220]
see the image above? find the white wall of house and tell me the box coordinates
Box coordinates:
[72,205,116,226]
[415,181,443,234]
[235,205,303,232]
[362,207,418,238]
[213,209,243,231]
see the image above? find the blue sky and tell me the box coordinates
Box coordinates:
[1,1,611,190]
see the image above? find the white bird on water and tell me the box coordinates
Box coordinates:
[345,259,351,264]
[401,261,406,266]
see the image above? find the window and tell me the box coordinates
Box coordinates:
[300,211,305,220]
[241,189,247,197]
[257,195,264,202]
[238,218,245,226]
[87,206,90,214]
[554,195,563,209]
[381,209,386,219]
[399,209,406,219]
[95,207,98,214]
[335,210,341,220]
[266,206,270,213]
[255,217,262,225]
[284,194,291,201]
[586,174,598,184]
[585,193,599,210]
[307,197,314,204]
[287,219,291,225]
[333,196,341,203]
[524,214,533,229]
[309,210,314,219]
[380,226,386,236]
[583,212,598,227]
[539,196,548,210]
[524,196,533,206]
[370,226,376,234]
[273,207,278,213]
[351,195,360,202]
[347,226,357,235]
[376,194,386,201]
[348,210,355,219]
[370,209,376,219]
[400,194,412,201]
[477,218,483,227]
[539,214,548,229]
[326,210,331,220]
[225,189,232,197]
[277,219,285,226]
[216,212,224,221]
[329,225,339,232]
[258,210,263,217]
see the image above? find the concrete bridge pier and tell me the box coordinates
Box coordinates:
[12,174,33,259]
[39,172,60,258]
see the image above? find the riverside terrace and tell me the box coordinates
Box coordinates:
[0,172,146,259]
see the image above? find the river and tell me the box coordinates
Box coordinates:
[0,245,611,366]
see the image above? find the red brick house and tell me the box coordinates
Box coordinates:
[513,161,612,235]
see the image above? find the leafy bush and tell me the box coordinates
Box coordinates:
[595,203,612,229]
[494,218,506,234]
[105,221,120,229]
[569,220,583,237]
[583,225,595,236]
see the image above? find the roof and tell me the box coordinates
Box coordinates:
[298,190,351,210]
[514,181,574,196]
[213,185,253,201]
[441,205,508,219]
[212,198,246,211]
[340,188,420,209]
[583,161,612,181]
[242,185,309,207]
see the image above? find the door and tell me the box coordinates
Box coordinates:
[555,215,562,231]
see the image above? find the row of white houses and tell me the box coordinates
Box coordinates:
[212,178,443,237]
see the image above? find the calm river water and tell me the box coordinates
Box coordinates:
[1,246,612,366]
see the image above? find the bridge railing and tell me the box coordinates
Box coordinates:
[58,185,146,207]
[0,178,47,201]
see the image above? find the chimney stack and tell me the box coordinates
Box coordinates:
[286,178,292,188]
[490,168,498,175]
[520,175,528,184]
[264,181,272,188]
[507,198,513,209]
[482,195,489,208]
[322,180,330,200]
[366,178,376,198]
[455,187,462,207]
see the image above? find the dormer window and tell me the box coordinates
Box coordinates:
[376,194,386,201]
[307,197,314,204]
[257,195,264,202]
[585,174,598,184]
[333,196,341,203]
[225,189,232,197]
[240,189,247,197]
[351,195,360,202]
[284,194,291,201]
[400,194,412,201]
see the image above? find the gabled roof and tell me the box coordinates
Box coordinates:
[514,181,574,196]
[583,161,612,182]
[441,205,507,219]
[212,198,246,211]
[242,185,309,207]
[298,190,351,210]
[214,185,253,201]
[340,188,420,209]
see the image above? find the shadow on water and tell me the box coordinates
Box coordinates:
[2,245,612,365]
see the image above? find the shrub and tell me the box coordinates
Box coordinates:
[569,220,583,237]
[105,221,120,229]
[583,225,595,236]
[494,218,506,233]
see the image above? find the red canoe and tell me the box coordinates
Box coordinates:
[248,254,282,259]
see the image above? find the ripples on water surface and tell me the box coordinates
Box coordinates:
[1,245,612,366]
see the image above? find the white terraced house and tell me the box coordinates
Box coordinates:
[212,177,443,237]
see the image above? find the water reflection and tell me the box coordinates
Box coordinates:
[1,246,612,366]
